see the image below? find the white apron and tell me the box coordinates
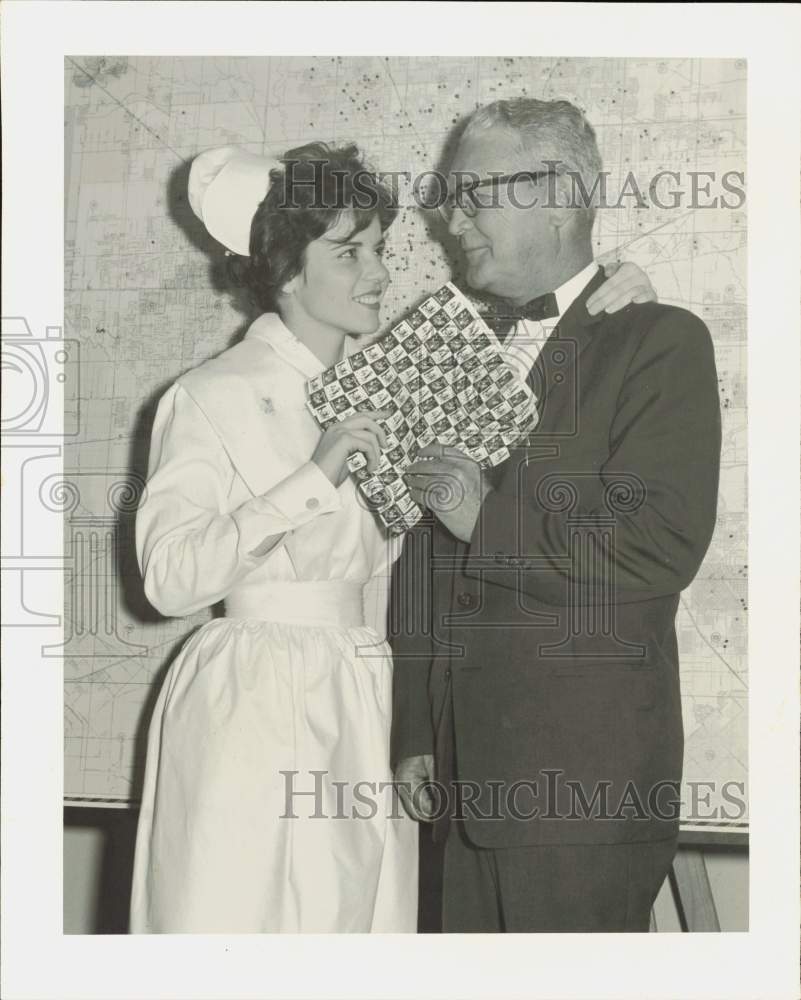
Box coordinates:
[129,313,418,933]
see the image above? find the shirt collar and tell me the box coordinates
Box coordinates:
[245,311,342,379]
[549,260,601,323]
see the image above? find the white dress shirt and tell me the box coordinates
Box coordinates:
[500,260,599,386]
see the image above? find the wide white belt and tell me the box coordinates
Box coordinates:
[225,580,366,629]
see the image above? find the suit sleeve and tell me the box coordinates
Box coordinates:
[136,383,341,618]
[389,523,436,767]
[469,310,721,605]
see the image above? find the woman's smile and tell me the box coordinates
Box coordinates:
[353,290,384,310]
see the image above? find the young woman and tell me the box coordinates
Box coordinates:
[129,142,655,933]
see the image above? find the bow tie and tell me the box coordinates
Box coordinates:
[480,291,560,338]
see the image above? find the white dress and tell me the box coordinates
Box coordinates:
[129,312,418,933]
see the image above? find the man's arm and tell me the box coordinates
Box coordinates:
[388,525,440,822]
[470,309,721,605]
[388,524,437,767]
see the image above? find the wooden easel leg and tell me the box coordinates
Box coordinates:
[669,847,720,932]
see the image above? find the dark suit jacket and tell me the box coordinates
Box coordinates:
[390,267,721,848]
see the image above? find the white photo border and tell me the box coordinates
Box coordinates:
[2,3,799,999]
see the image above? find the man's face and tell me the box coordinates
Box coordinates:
[447,128,556,303]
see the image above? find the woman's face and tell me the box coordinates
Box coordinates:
[284,213,390,339]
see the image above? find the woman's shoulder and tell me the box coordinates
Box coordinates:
[178,316,283,397]
[184,323,278,379]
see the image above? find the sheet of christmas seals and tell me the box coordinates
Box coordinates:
[306,283,540,533]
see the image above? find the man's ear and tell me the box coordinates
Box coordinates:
[547,204,574,231]
[546,174,576,230]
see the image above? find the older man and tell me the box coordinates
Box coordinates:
[391,99,721,932]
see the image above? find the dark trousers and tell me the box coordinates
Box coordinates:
[442,820,677,933]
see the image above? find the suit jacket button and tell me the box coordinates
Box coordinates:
[444,668,452,680]
[457,592,475,608]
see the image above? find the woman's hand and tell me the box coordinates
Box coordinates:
[311,409,390,488]
[587,260,657,315]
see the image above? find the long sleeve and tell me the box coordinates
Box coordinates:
[136,383,342,617]
[389,522,440,767]
[469,309,722,605]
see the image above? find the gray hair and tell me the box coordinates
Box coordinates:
[462,98,604,227]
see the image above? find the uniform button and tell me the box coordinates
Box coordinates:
[444,668,452,680]
[457,592,475,608]
[306,497,320,510]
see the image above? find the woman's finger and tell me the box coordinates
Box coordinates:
[602,291,635,314]
[345,429,382,472]
[348,434,381,473]
[590,273,648,314]
[349,409,392,425]
[613,263,656,304]
[589,261,650,313]
[341,413,389,449]
[604,278,655,313]
[590,260,628,299]
[586,281,621,315]
[338,414,387,448]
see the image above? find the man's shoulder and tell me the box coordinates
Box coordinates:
[602,300,710,340]
[594,300,713,364]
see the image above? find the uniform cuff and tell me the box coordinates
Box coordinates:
[263,461,341,522]
[233,461,342,558]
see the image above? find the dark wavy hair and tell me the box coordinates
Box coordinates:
[227,142,398,313]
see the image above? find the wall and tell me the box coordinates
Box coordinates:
[62,55,749,932]
[64,56,748,823]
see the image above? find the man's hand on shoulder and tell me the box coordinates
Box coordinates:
[395,754,437,823]
[404,443,491,542]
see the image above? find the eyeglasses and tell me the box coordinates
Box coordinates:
[435,169,559,224]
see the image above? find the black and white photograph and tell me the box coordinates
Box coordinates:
[2,3,799,999]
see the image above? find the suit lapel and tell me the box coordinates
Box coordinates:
[529,266,607,431]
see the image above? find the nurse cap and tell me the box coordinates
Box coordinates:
[188,146,282,257]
